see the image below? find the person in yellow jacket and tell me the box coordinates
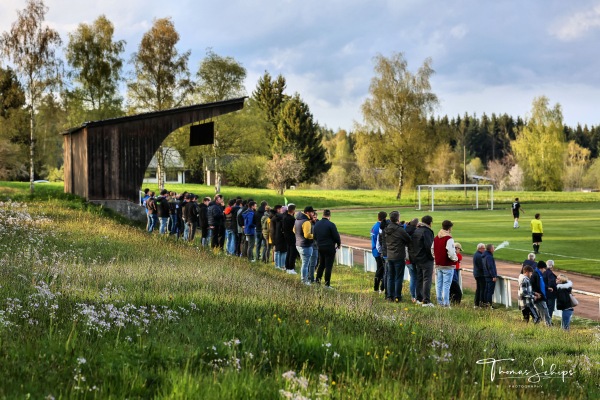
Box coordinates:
[531,213,543,254]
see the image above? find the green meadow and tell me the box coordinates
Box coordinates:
[0,182,599,398]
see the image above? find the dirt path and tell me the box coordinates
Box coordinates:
[340,234,600,321]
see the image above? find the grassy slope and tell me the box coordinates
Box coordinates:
[0,184,599,398]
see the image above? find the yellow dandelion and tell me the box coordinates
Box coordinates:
[386,350,391,354]
[404,307,408,311]
[399,323,403,326]
[257,318,262,322]
[332,381,336,386]
[278,318,282,323]
[305,319,310,324]
[367,351,371,356]
[411,331,416,335]
[273,314,277,318]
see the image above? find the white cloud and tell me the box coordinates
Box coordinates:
[450,24,468,39]
[553,4,600,41]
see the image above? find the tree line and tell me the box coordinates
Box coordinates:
[1,0,599,196]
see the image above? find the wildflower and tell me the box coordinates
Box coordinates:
[411,331,416,335]
[257,318,262,322]
[367,352,371,356]
[77,357,86,365]
[305,319,309,324]
[332,381,336,386]
[282,370,296,381]
[333,352,340,358]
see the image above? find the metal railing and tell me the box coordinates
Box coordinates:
[336,244,599,317]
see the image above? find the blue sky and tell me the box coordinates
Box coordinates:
[2,0,600,131]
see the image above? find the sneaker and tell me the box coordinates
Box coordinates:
[412,298,417,303]
[415,300,423,305]
[287,270,297,275]
[422,303,435,307]
[251,259,256,263]
[324,285,334,290]
[303,281,311,286]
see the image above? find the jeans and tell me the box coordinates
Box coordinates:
[262,235,270,262]
[169,214,179,236]
[474,276,486,306]
[436,268,454,306]
[308,245,318,282]
[275,251,287,269]
[406,263,417,299]
[246,235,256,261]
[316,247,336,286]
[296,245,314,283]
[255,233,264,261]
[561,308,574,330]
[226,229,236,255]
[159,217,169,234]
[386,259,405,301]
[535,300,552,326]
[484,277,496,305]
[148,214,158,232]
[452,268,460,284]
[416,260,434,304]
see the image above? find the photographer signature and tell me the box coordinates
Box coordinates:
[476,357,575,383]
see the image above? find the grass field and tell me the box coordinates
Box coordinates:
[1,194,599,399]
[332,202,600,276]
[1,182,600,398]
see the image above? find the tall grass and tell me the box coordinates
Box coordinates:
[0,193,599,398]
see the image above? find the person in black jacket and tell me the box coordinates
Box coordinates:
[313,209,341,287]
[273,206,287,269]
[544,260,558,319]
[556,274,574,330]
[183,194,198,241]
[207,194,225,249]
[254,200,268,262]
[411,215,435,306]
[282,204,297,274]
[384,211,412,302]
[472,243,486,307]
[198,197,210,247]
[156,189,170,235]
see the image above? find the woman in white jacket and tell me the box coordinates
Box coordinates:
[556,274,574,330]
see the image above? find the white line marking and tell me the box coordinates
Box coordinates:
[504,247,600,263]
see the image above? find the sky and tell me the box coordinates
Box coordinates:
[1,0,600,131]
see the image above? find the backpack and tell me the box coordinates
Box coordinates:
[146,198,156,213]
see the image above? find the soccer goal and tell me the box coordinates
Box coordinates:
[416,184,494,211]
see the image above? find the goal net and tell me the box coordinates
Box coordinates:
[416,184,494,211]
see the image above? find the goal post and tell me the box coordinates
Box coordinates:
[416,184,494,211]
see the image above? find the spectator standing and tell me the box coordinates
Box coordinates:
[168,191,180,237]
[308,212,319,282]
[384,211,412,302]
[405,218,419,303]
[544,259,558,319]
[314,209,341,288]
[255,201,268,262]
[199,197,210,247]
[556,274,575,330]
[146,191,158,233]
[482,244,498,308]
[294,206,316,284]
[518,265,541,323]
[371,212,387,293]
[530,260,552,326]
[412,215,435,307]
[261,206,272,263]
[208,194,225,249]
[521,253,537,274]
[237,200,248,256]
[224,199,237,255]
[472,243,486,307]
[141,188,150,230]
[156,189,170,235]
[433,220,458,307]
[182,194,198,241]
[243,201,258,261]
[274,205,287,269]
[283,204,298,274]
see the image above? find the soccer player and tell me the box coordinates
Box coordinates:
[512,197,525,228]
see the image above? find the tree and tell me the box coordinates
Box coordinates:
[563,141,590,189]
[65,15,125,121]
[196,49,246,103]
[1,0,62,193]
[357,52,438,200]
[253,71,287,141]
[267,153,303,195]
[196,49,247,192]
[511,96,566,191]
[275,94,330,183]
[127,17,194,191]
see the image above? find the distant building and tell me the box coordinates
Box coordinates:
[143,147,187,184]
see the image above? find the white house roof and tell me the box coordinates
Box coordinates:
[147,147,185,169]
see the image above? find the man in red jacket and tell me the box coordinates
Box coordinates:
[433,220,458,308]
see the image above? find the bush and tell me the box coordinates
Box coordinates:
[224,155,268,188]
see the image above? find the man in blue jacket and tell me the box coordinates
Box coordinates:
[472,243,486,307]
[243,201,258,262]
[371,211,387,293]
[482,244,497,308]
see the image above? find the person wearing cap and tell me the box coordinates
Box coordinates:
[544,260,558,319]
[432,220,459,308]
[314,209,341,288]
[294,206,316,284]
